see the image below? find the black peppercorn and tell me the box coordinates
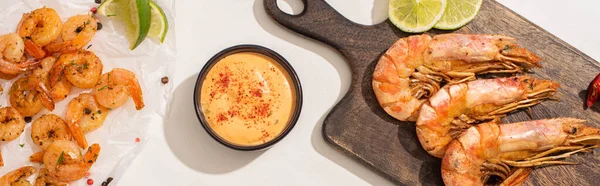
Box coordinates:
[161,76,169,84]
[24,117,32,123]
[97,22,103,31]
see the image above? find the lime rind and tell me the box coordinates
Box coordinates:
[97,0,152,50]
[389,0,447,33]
[148,1,168,43]
[130,0,151,50]
[433,0,482,30]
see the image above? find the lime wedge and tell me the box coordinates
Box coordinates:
[389,0,447,33]
[434,0,482,30]
[97,0,151,50]
[148,1,168,43]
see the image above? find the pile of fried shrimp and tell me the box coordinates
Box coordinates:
[373,34,600,185]
[0,7,145,185]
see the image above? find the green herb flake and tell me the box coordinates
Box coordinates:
[19,144,24,148]
[57,151,65,165]
[107,14,117,17]
[97,85,108,91]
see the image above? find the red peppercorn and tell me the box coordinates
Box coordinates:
[91,7,97,14]
[135,137,140,143]
[87,179,94,185]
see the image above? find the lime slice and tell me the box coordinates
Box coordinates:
[389,0,447,33]
[97,0,151,50]
[148,1,168,43]
[434,0,482,30]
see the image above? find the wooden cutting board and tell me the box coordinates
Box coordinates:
[264,0,600,185]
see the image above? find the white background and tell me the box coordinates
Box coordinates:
[119,0,600,185]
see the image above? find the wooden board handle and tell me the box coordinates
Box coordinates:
[264,0,359,49]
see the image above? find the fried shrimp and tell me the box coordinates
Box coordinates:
[373,34,542,121]
[43,140,100,182]
[31,114,72,150]
[9,76,55,117]
[17,7,62,59]
[32,56,72,102]
[44,15,97,54]
[0,106,26,166]
[0,166,35,186]
[49,50,103,89]
[442,118,600,186]
[65,93,108,148]
[93,68,145,110]
[416,76,559,158]
[0,33,40,76]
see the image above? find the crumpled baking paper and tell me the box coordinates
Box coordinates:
[0,0,175,185]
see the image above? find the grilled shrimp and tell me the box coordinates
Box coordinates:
[0,106,26,166]
[31,114,72,150]
[0,33,40,76]
[32,56,72,102]
[9,75,55,117]
[373,34,541,121]
[17,7,62,59]
[442,118,600,186]
[34,168,67,186]
[65,93,108,148]
[49,50,103,89]
[44,15,97,54]
[43,140,100,182]
[416,76,559,158]
[0,166,35,186]
[92,68,145,110]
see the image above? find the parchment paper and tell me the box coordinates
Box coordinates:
[0,0,176,185]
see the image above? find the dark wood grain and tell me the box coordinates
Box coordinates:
[264,0,600,185]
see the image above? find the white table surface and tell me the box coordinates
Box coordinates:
[118,0,600,185]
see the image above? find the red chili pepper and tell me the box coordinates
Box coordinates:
[87,178,94,185]
[586,73,600,108]
[90,7,97,14]
[135,137,140,143]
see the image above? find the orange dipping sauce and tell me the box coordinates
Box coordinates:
[200,52,296,147]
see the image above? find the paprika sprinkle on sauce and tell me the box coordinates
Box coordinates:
[200,52,296,146]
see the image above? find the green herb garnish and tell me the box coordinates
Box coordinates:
[97,86,108,91]
[57,151,65,165]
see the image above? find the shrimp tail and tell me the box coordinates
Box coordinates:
[67,121,87,149]
[0,59,40,75]
[129,77,145,110]
[24,39,46,59]
[65,106,88,148]
[34,78,55,111]
[84,143,101,165]
[48,58,66,87]
[29,151,45,163]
